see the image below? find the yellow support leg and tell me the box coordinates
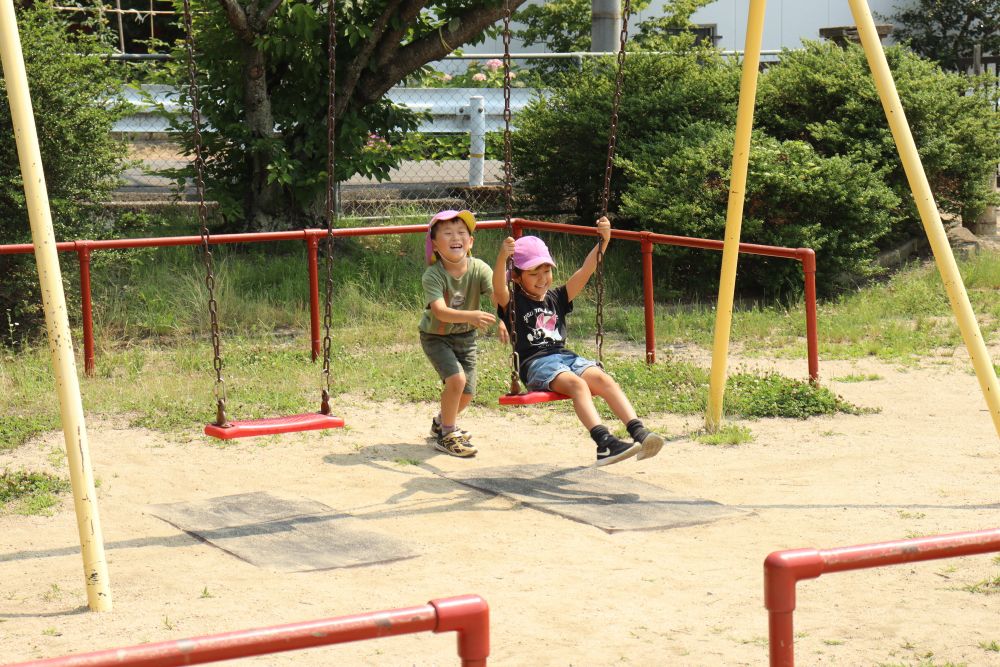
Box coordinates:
[848,0,1000,438]
[0,0,112,609]
[706,0,767,432]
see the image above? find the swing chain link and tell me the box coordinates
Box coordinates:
[595,0,631,365]
[181,0,227,424]
[501,0,521,395]
[320,0,337,411]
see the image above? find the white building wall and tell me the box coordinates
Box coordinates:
[679,0,906,51]
[466,0,911,54]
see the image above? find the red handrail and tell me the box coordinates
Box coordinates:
[0,218,819,381]
[3,594,489,667]
[764,528,1000,666]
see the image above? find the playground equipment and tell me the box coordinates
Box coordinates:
[178,0,345,439]
[0,0,112,611]
[705,0,1000,437]
[0,219,820,381]
[764,528,1000,666]
[2,595,489,667]
[496,0,631,406]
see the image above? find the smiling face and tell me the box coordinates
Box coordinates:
[514,263,554,300]
[430,218,474,265]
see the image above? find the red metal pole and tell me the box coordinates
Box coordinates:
[799,249,818,384]
[306,235,321,362]
[641,235,655,364]
[6,595,489,667]
[764,529,1000,667]
[76,242,95,377]
[431,594,491,667]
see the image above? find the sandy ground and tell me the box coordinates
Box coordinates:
[2,349,999,667]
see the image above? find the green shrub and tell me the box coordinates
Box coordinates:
[512,45,740,220]
[725,371,870,418]
[620,123,900,297]
[0,469,71,515]
[756,41,1000,238]
[0,4,131,336]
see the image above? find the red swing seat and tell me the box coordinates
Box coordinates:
[204,413,345,440]
[499,391,570,406]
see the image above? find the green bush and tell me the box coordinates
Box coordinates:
[0,4,131,337]
[755,41,1000,237]
[512,44,741,220]
[620,124,900,296]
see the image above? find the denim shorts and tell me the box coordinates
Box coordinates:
[523,351,598,392]
[420,330,478,395]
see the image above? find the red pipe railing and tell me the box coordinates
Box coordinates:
[2,594,489,667]
[0,218,818,381]
[764,528,1000,666]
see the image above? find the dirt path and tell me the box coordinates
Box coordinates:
[2,354,999,666]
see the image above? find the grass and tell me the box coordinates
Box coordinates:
[961,575,1000,595]
[696,424,753,446]
[0,470,71,516]
[831,373,882,382]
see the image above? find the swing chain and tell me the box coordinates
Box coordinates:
[595,0,631,364]
[181,0,227,425]
[320,0,337,411]
[501,0,521,395]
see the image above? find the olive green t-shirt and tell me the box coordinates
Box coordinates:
[418,258,493,335]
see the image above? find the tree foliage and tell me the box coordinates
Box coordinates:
[512,39,1000,298]
[884,0,1000,71]
[162,0,532,231]
[620,124,900,296]
[512,42,739,221]
[755,41,1000,236]
[0,3,130,337]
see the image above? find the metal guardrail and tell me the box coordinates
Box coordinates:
[112,83,539,209]
[0,218,819,382]
[764,528,1000,666]
[3,594,490,667]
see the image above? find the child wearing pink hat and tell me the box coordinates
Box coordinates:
[493,216,665,467]
[419,210,503,457]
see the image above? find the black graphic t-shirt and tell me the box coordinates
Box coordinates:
[500,285,573,381]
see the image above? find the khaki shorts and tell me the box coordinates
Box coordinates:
[420,330,478,395]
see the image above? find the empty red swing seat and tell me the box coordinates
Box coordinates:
[204,413,345,440]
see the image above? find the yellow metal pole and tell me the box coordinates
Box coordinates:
[848,0,1000,438]
[706,0,767,432]
[0,0,113,609]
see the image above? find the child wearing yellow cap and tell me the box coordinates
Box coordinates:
[419,210,502,457]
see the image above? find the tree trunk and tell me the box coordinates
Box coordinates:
[240,41,285,230]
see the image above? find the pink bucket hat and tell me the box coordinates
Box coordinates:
[425,209,476,264]
[512,235,556,270]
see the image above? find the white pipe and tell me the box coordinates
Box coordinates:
[468,95,486,187]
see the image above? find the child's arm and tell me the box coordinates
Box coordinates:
[428,298,496,329]
[493,236,516,308]
[565,216,611,302]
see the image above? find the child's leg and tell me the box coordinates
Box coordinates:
[549,371,601,429]
[581,367,664,461]
[580,366,638,423]
[439,372,467,429]
[540,359,639,466]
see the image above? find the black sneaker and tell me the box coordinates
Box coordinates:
[636,431,665,461]
[594,438,641,467]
